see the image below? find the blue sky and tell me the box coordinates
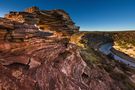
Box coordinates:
[0,0,135,31]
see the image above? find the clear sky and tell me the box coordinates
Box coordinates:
[0,0,135,31]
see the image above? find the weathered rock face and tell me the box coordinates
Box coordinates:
[112,32,135,58]
[0,39,121,90]
[25,6,40,13]
[0,18,14,29]
[0,7,135,90]
[4,7,79,36]
[4,12,39,24]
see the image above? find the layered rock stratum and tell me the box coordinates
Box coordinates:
[0,7,135,90]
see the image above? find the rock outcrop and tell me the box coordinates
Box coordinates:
[25,6,40,13]
[0,7,135,90]
[112,32,135,58]
[4,7,79,37]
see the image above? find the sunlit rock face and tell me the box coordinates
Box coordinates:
[25,6,40,13]
[4,12,39,24]
[112,32,135,58]
[0,7,135,90]
[4,7,79,36]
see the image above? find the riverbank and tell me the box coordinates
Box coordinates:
[111,48,135,64]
